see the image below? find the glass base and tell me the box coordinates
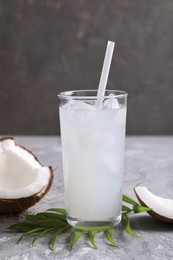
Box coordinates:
[66,214,121,230]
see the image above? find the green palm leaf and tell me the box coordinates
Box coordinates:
[50,226,70,250]
[69,230,84,251]
[87,231,99,249]
[104,228,118,246]
[121,214,138,237]
[9,191,151,251]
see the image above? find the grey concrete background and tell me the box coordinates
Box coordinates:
[0,0,173,135]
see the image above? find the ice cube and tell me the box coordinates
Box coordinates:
[62,100,96,111]
[60,100,97,129]
[103,94,119,109]
[100,151,124,175]
[61,99,76,110]
[74,101,96,111]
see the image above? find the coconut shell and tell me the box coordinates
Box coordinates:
[134,188,173,224]
[0,137,54,215]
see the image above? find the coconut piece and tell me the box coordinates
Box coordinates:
[0,137,53,215]
[134,186,173,223]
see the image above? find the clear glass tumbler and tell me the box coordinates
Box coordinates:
[58,90,127,229]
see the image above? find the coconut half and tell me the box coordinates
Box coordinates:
[134,186,173,223]
[0,137,53,215]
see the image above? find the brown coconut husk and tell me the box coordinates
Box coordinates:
[0,137,54,215]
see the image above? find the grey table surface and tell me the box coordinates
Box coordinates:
[0,136,173,260]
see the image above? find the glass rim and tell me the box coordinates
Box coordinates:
[57,89,128,100]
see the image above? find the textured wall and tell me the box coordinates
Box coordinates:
[0,0,173,135]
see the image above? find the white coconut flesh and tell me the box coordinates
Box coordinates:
[135,186,173,219]
[0,138,51,199]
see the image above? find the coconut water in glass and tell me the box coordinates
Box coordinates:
[58,90,127,229]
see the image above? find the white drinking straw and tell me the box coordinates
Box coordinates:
[97,40,115,109]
